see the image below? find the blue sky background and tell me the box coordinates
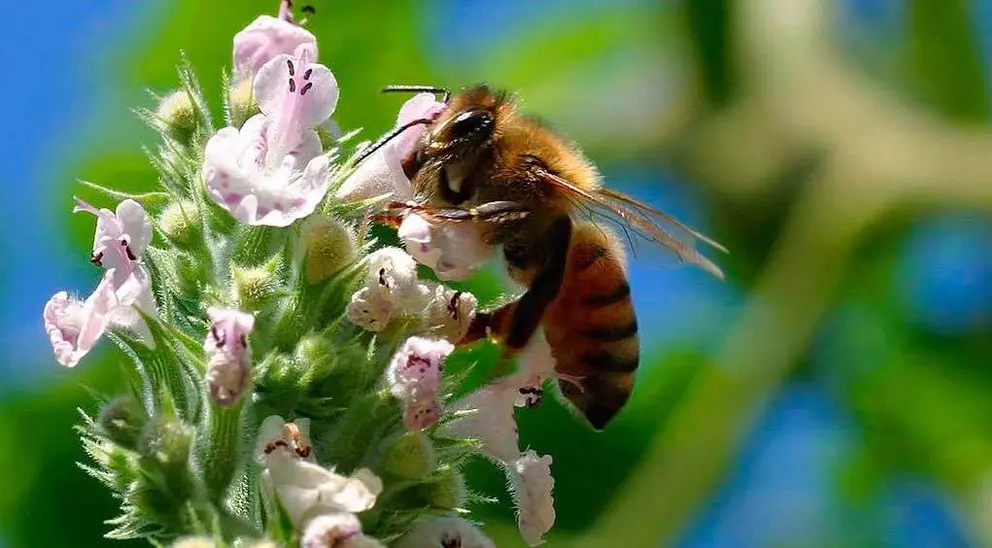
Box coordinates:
[2,0,988,546]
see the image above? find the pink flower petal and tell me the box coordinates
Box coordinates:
[44,270,120,368]
[233,15,318,77]
[254,53,338,146]
[403,396,442,431]
[398,213,490,281]
[393,92,447,159]
[336,142,413,204]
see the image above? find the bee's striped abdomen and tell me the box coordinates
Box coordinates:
[543,223,638,430]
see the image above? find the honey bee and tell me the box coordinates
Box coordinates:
[365,84,726,429]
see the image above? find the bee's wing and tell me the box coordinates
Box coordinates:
[536,169,727,279]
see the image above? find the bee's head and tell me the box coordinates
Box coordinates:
[423,85,506,161]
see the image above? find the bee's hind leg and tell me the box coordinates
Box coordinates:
[457,215,572,356]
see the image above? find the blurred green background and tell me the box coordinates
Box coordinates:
[5,0,992,546]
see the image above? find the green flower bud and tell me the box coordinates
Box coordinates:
[232,256,282,313]
[425,467,467,510]
[228,78,259,128]
[97,395,148,450]
[159,200,203,249]
[292,333,373,403]
[157,90,198,146]
[302,215,357,285]
[137,415,191,471]
[397,467,466,511]
[380,431,438,480]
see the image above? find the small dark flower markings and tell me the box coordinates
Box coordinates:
[262,422,311,458]
[89,252,104,267]
[518,386,543,408]
[286,59,316,96]
[210,325,226,349]
[407,354,436,374]
[378,268,389,288]
[441,533,463,548]
[122,238,137,260]
[447,290,463,321]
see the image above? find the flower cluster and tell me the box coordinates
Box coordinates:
[48,2,561,546]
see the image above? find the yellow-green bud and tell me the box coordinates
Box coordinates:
[232,257,282,313]
[158,200,202,249]
[380,431,438,480]
[427,467,466,509]
[228,78,259,128]
[157,90,197,146]
[137,416,191,470]
[302,215,357,284]
[97,395,148,450]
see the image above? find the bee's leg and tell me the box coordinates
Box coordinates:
[459,216,572,352]
[378,200,531,226]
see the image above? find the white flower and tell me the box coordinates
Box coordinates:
[73,197,152,287]
[345,247,482,341]
[203,307,255,405]
[398,213,490,281]
[444,385,520,463]
[256,416,382,525]
[386,336,453,401]
[346,247,435,333]
[508,451,556,546]
[395,517,495,548]
[424,286,478,343]
[336,93,446,204]
[203,49,338,226]
[507,330,556,408]
[386,336,454,431]
[441,333,559,545]
[43,267,155,367]
[345,286,394,332]
[233,13,318,80]
[299,511,361,548]
[364,247,427,309]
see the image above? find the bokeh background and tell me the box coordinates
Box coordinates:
[4,0,992,546]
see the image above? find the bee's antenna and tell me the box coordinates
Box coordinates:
[353,117,434,166]
[382,85,451,104]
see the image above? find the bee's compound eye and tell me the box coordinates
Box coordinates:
[449,109,494,141]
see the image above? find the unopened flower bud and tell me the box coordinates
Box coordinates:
[302,215,357,284]
[97,395,148,449]
[424,467,467,510]
[380,431,437,479]
[232,260,282,313]
[228,77,259,128]
[137,415,191,470]
[156,90,198,146]
[158,200,202,249]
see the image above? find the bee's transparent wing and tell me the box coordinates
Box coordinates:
[536,169,727,279]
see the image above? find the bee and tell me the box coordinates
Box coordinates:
[364,84,726,430]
